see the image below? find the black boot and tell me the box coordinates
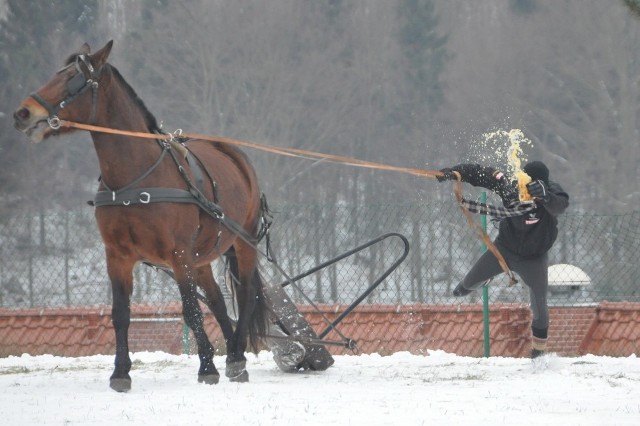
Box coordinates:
[452,283,472,297]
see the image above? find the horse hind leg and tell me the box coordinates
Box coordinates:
[224,245,268,382]
[221,248,248,381]
[174,261,220,385]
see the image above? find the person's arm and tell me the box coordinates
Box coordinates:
[438,163,511,195]
[526,180,569,216]
[543,182,569,216]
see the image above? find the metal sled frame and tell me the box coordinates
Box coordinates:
[257,231,409,371]
[276,232,410,345]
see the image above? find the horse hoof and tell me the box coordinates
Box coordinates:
[198,373,220,385]
[110,377,132,392]
[228,369,249,383]
[226,361,249,382]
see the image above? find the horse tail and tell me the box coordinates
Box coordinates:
[247,267,269,352]
[224,247,269,353]
[245,192,273,350]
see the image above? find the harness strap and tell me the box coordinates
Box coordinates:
[29,81,95,118]
[101,141,169,193]
[29,93,58,116]
[185,150,206,194]
[93,187,200,207]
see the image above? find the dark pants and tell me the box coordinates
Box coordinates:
[461,241,549,339]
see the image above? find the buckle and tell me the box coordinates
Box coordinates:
[139,192,151,204]
[47,116,61,130]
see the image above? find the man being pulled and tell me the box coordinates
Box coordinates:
[437,161,569,359]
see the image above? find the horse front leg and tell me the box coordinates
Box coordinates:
[174,261,220,385]
[107,261,135,392]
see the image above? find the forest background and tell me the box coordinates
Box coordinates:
[1,0,639,216]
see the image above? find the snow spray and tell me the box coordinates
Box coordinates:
[479,128,534,202]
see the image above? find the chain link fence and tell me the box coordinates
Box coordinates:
[1,203,638,308]
[1,203,638,356]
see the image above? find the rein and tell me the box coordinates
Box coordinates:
[58,120,442,179]
[58,119,517,285]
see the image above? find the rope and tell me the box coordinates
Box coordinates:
[59,119,518,284]
[59,120,442,179]
[452,172,518,286]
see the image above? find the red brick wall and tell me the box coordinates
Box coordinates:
[1,303,638,358]
[302,304,603,357]
[579,302,640,356]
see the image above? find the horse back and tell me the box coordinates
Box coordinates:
[186,139,262,236]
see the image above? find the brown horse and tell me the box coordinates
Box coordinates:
[13,40,269,391]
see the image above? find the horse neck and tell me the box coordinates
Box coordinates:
[90,82,167,190]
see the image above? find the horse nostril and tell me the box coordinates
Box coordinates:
[15,108,30,120]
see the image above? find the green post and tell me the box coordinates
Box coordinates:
[182,323,191,355]
[480,191,491,357]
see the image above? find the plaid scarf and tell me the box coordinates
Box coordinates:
[460,198,537,219]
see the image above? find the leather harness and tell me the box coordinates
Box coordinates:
[92,141,211,209]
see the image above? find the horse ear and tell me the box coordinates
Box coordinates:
[90,40,114,70]
[79,43,91,55]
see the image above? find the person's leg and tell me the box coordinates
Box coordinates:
[513,253,549,357]
[453,248,504,296]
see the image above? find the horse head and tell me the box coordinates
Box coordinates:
[13,40,113,143]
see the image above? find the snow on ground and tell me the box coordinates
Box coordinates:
[1,350,639,425]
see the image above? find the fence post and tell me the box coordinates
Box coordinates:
[65,212,70,307]
[182,323,191,355]
[28,214,34,308]
[480,191,491,357]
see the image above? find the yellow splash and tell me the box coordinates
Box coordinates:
[514,169,532,202]
[481,129,533,202]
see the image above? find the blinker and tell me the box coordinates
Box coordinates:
[67,72,86,95]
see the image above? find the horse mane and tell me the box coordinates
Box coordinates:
[106,64,162,134]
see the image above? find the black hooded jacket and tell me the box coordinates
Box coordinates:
[452,164,570,257]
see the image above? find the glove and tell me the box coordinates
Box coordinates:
[526,180,549,203]
[437,168,456,182]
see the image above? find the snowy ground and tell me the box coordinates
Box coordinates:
[1,350,639,425]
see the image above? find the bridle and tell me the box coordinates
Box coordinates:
[30,54,100,130]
